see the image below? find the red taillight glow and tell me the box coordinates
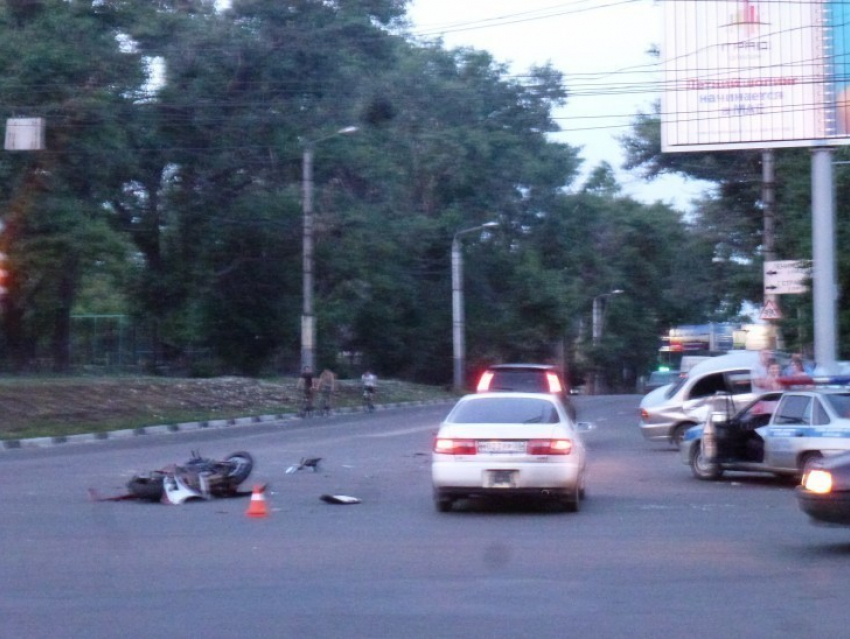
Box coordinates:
[528,439,573,455]
[476,371,494,392]
[545,372,563,394]
[434,438,477,455]
[640,408,648,420]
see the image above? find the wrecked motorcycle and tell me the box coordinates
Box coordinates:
[126,450,255,504]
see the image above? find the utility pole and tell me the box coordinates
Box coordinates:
[761,149,781,350]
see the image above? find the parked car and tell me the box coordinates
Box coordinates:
[797,451,850,526]
[431,392,592,513]
[643,370,681,393]
[681,385,850,480]
[639,350,766,447]
[476,363,575,419]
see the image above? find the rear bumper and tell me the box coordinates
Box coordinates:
[432,459,581,493]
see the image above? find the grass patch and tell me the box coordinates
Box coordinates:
[0,375,457,440]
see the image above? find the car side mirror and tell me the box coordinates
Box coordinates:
[576,421,595,432]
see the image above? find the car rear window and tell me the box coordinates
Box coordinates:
[485,370,551,393]
[449,398,560,424]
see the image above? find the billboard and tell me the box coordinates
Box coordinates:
[661,0,850,151]
[661,323,737,353]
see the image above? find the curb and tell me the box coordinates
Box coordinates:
[0,399,454,452]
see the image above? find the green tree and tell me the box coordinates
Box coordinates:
[620,102,850,357]
[0,0,146,371]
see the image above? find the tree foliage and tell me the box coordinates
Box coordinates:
[0,0,731,388]
[621,100,850,359]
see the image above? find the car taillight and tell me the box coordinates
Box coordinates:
[476,371,494,392]
[640,408,649,420]
[545,372,563,394]
[802,469,833,494]
[434,438,477,455]
[528,439,573,455]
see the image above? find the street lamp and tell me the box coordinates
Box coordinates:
[592,289,623,346]
[591,289,623,394]
[301,125,358,372]
[452,221,499,392]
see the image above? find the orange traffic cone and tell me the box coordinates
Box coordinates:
[246,484,269,517]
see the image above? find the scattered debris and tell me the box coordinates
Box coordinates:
[91,450,255,504]
[286,457,322,474]
[88,488,139,502]
[162,473,203,505]
[320,494,361,505]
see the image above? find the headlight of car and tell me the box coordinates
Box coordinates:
[802,469,834,494]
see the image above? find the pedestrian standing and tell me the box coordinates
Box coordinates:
[297,366,315,416]
[318,369,336,415]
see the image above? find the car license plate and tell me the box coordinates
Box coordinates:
[477,440,526,454]
[486,470,518,488]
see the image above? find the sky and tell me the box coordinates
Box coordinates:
[406,0,712,210]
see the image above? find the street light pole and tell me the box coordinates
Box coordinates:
[591,289,623,394]
[301,126,358,372]
[452,222,499,392]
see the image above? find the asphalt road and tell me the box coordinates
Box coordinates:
[3,395,850,638]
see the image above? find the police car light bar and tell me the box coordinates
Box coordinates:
[777,375,850,387]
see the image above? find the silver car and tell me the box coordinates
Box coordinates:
[639,351,763,447]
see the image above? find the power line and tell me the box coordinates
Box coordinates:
[411,0,644,37]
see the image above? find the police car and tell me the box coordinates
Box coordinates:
[681,378,850,480]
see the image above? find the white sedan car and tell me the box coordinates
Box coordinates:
[431,392,591,513]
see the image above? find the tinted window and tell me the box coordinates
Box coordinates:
[488,370,550,393]
[449,398,561,424]
[774,396,812,425]
[688,373,727,399]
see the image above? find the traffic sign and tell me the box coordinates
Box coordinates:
[764,259,810,295]
[760,299,783,321]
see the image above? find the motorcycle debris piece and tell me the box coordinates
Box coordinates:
[320,494,361,505]
[162,473,203,505]
[88,488,139,502]
[286,457,322,474]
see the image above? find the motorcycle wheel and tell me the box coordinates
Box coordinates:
[224,451,254,484]
[126,472,166,501]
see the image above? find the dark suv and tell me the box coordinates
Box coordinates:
[475,363,575,419]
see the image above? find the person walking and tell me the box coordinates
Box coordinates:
[297,366,315,417]
[317,368,336,415]
[361,370,377,412]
